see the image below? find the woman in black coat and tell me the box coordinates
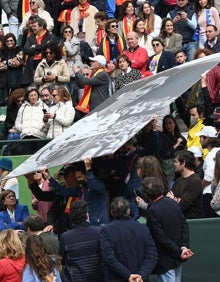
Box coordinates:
[0,33,24,104]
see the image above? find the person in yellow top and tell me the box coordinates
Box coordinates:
[187,104,208,158]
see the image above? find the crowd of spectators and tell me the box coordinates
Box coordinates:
[0,0,220,281]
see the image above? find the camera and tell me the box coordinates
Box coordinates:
[42,109,47,114]
[177,11,182,16]
[47,71,51,75]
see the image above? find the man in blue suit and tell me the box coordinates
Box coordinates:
[100,196,158,282]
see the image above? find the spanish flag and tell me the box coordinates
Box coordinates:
[76,68,103,113]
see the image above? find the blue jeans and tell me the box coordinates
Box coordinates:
[182,42,196,62]
[158,264,182,282]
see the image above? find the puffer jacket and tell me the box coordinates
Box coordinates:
[45,101,75,138]
[15,99,49,139]
[34,58,70,85]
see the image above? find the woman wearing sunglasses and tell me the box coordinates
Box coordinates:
[0,189,30,231]
[20,0,54,34]
[99,18,126,67]
[0,33,24,105]
[147,37,176,74]
[34,42,70,87]
[43,85,75,138]
[60,25,82,103]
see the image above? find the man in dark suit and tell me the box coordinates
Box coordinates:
[100,196,158,282]
[141,177,193,282]
[59,200,105,282]
[204,24,220,53]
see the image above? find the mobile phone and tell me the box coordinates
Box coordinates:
[177,11,182,16]
[134,189,142,197]
[42,109,47,114]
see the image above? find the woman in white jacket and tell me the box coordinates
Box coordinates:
[19,0,54,34]
[15,86,49,154]
[43,85,75,138]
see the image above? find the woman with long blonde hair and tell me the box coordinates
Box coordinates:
[0,229,25,282]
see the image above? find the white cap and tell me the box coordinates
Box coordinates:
[195,126,217,137]
[188,146,203,158]
[89,55,106,67]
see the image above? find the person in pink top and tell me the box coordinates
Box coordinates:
[194,0,220,48]
[32,170,53,223]
[0,229,25,282]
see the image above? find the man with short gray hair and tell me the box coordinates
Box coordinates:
[100,196,158,282]
[123,31,149,75]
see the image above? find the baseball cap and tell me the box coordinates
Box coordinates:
[188,146,203,158]
[210,107,220,119]
[89,55,106,67]
[195,126,217,137]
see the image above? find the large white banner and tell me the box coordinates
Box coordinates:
[8,54,220,177]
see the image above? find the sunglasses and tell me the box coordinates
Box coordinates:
[27,86,38,92]
[52,94,59,97]
[16,99,24,103]
[152,43,160,47]
[64,30,73,33]
[110,24,118,28]
[30,1,36,5]
[83,73,90,77]
[33,171,41,175]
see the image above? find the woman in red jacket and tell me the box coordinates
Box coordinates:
[0,229,25,282]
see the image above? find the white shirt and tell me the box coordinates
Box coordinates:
[203,147,220,194]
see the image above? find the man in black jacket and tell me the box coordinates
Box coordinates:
[142,177,193,281]
[59,200,105,282]
[167,0,196,61]
[23,16,57,85]
[204,24,220,53]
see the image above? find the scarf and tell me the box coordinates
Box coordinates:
[102,35,124,63]
[122,15,136,38]
[34,30,47,60]
[78,2,90,18]
[75,68,103,113]
[96,28,106,47]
